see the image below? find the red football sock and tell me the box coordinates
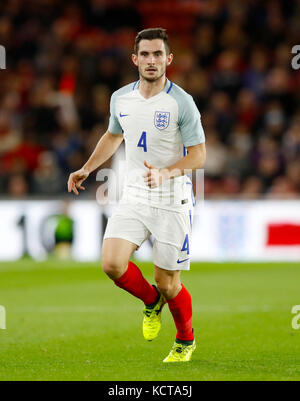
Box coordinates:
[114,261,158,305]
[167,284,194,342]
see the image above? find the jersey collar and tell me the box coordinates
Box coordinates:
[134,78,173,100]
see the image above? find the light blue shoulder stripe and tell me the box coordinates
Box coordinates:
[167,83,205,147]
[108,82,135,134]
[114,81,136,98]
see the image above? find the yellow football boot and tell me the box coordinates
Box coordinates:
[143,292,166,341]
[163,339,196,363]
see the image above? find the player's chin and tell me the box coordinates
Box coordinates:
[144,77,158,83]
[142,72,160,82]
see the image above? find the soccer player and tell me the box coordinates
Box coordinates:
[68,28,206,362]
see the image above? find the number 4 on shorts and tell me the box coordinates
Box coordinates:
[181,234,190,255]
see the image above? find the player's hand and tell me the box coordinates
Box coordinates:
[67,168,89,195]
[143,160,169,188]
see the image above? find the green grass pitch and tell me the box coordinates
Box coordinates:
[0,260,300,381]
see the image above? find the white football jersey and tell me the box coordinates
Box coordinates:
[108,78,205,211]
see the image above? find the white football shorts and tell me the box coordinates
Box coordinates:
[103,202,193,271]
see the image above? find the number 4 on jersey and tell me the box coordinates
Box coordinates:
[137,131,147,152]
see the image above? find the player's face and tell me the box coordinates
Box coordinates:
[132,39,173,82]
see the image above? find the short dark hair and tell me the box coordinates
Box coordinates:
[134,28,170,55]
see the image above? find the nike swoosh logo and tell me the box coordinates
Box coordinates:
[177,258,190,264]
[119,113,129,117]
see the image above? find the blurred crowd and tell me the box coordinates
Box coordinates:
[0,0,299,199]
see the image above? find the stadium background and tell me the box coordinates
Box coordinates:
[1,0,300,381]
[0,0,300,262]
[0,0,299,200]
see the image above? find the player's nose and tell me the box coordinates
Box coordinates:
[147,56,156,64]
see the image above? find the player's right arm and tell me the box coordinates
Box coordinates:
[67,130,123,195]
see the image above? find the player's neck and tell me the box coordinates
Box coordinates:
[138,75,167,99]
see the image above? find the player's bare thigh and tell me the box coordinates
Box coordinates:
[154,265,182,300]
[102,238,138,280]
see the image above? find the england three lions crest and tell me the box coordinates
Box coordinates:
[154,111,170,130]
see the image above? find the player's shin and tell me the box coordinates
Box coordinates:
[167,284,194,342]
[114,261,159,305]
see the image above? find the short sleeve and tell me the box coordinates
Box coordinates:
[179,95,205,147]
[108,92,123,134]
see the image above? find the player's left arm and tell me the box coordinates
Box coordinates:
[143,143,206,188]
[164,142,206,176]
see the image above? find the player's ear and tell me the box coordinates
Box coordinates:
[167,53,173,66]
[132,53,138,66]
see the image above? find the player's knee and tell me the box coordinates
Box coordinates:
[101,258,124,280]
[156,280,179,299]
[156,283,170,298]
